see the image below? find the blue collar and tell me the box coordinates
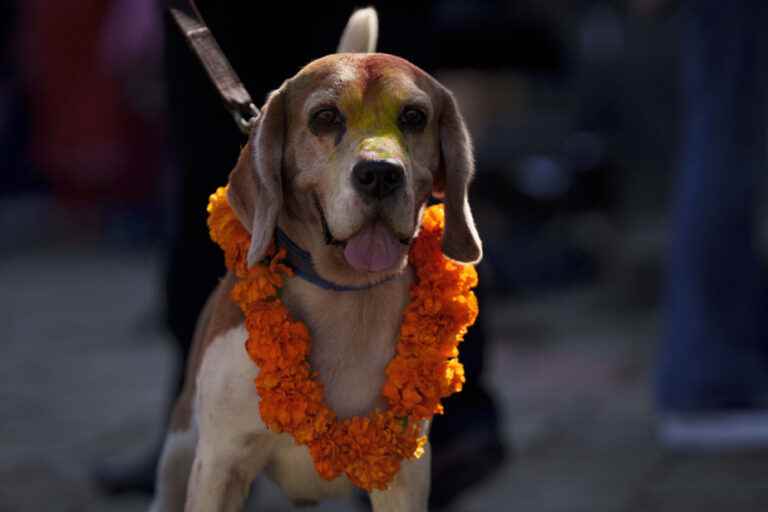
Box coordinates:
[274,227,396,292]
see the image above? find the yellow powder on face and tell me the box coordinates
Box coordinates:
[339,73,407,160]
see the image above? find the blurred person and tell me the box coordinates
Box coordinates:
[96,2,507,508]
[17,0,165,239]
[653,0,768,447]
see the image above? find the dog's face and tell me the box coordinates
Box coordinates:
[228,53,481,287]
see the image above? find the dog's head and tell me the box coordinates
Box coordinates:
[227,14,481,287]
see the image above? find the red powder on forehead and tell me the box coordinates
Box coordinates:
[357,54,416,89]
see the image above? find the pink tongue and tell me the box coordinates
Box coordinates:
[343,223,402,272]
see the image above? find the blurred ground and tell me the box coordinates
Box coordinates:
[3,241,768,512]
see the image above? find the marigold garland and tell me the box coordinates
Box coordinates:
[206,186,478,491]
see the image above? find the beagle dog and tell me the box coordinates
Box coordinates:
[150,8,481,512]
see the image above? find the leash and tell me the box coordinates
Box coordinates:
[168,0,259,134]
[170,2,398,293]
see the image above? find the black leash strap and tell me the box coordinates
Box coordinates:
[169,0,259,134]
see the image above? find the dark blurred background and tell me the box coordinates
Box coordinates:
[3,0,768,511]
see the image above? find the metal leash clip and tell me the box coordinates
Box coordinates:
[169,0,260,134]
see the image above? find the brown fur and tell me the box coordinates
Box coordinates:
[169,273,242,432]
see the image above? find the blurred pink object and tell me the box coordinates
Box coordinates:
[19,0,163,207]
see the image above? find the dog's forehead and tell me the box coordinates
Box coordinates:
[290,53,429,107]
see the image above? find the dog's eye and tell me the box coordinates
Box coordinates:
[310,107,344,132]
[399,107,427,130]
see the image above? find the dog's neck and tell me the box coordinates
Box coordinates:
[273,216,412,417]
[280,267,412,418]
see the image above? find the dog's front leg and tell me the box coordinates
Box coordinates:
[183,325,273,511]
[369,442,431,512]
[185,449,248,512]
[184,434,272,512]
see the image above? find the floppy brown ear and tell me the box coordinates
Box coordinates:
[436,88,483,264]
[227,87,286,267]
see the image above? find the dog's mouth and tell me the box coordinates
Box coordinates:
[314,195,411,273]
[315,195,346,247]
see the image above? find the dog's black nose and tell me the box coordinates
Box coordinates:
[352,160,405,199]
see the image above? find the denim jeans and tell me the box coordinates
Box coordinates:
[657,0,768,411]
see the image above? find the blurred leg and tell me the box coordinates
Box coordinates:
[657,0,768,413]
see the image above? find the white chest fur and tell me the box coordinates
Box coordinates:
[280,270,412,418]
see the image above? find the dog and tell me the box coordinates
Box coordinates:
[150,8,481,511]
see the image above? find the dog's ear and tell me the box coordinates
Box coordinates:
[337,7,378,53]
[434,88,483,264]
[227,87,286,268]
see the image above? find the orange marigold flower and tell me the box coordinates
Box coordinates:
[206,187,478,492]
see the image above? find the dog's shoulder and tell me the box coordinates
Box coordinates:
[170,273,244,432]
[193,274,275,441]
